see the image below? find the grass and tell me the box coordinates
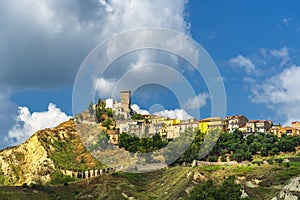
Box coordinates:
[246,187,278,200]
[201,165,223,172]
[38,127,103,171]
[112,172,146,186]
[231,165,255,175]
[0,163,299,200]
[275,162,300,184]
[50,171,77,185]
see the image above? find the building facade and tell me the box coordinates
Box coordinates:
[199,117,225,133]
[246,120,272,134]
[225,115,248,132]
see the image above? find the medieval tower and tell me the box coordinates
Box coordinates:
[121,90,131,113]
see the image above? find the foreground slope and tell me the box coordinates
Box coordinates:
[0,119,102,185]
[0,163,300,200]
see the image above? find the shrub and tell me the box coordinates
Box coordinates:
[208,155,218,162]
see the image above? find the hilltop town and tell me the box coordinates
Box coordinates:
[84,90,300,145]
[1,90,300,200]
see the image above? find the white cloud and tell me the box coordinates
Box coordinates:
[154,109,193,120]
[229,55,256,74]
[5,103,71,146]
[99,0,114,13]
[252,65,300,104]
[0,0,190,89]
[131,104,149,115]
[99,0,189,38]
[270,47,290,67]
[93,77,117,98]
[183,93,209,110]
[250,65,300,125]
[0,0,194,148]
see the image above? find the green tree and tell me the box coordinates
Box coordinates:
[131,113,144,120]
[218,176,242,200]
[278,138,295,152]
[107,108,113,117]
[248,142,260,155]
[188,179,216,200]
[260,146,269,157]
[188,176,242,200]
[208,155,218,162]
[102,118,112,129]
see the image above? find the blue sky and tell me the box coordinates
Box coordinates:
[1,0,300,149]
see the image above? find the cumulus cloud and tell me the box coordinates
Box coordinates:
[5,103,71,146]
[99,0,189,38]
[183,93,209,110]
[229,55,256,74]
[0,0,189,89]
[0,0,104,89]
[93,77,117,98]
[251,65,300,125]
[252,65,300,104]
[131,104,149,115]
[0,0,193,148]
[154,109,193,120]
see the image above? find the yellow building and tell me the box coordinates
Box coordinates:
[277,126,300,137]
[292,121,300,130]
[199,117,225,133]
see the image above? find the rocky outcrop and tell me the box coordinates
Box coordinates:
[0,119,102,185]
[272,176,300,200]
[0,132,56,185]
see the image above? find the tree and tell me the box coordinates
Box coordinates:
[102,118,112,129]
[131,113,144,120]
[260,146,269,157]
[107,108,113,117]
[278,138,295,152]
[118,132,167,154]
[188,179,216,200]
[248,142,260,155]
[188,176,242,200]
[218,176,242,200]
[208,155,218,162]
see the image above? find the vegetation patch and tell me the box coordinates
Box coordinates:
[231,165,254,175]
[50,171,77,185]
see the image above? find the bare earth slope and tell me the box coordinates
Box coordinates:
[0,119,101,185]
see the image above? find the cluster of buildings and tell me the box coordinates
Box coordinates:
[104,90,300,144]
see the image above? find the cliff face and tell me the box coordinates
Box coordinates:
[0,119,102,185]
[0,132,56,185]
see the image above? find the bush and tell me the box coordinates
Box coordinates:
[267,159,274,165]
[188,176,242,200]
[50,171,76,185]
[208,155,218,162]
[221,155,227,162]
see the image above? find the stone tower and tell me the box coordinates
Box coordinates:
[121,90,131,112]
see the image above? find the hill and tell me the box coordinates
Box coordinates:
[0,119,102,185]
[1,118,300,199]
[0,163,300,199]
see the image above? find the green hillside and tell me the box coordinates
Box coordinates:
[1,162,300,200]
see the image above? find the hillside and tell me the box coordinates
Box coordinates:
[1,118,300,199]
[0,163,300,199]
[0,119,102,185]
